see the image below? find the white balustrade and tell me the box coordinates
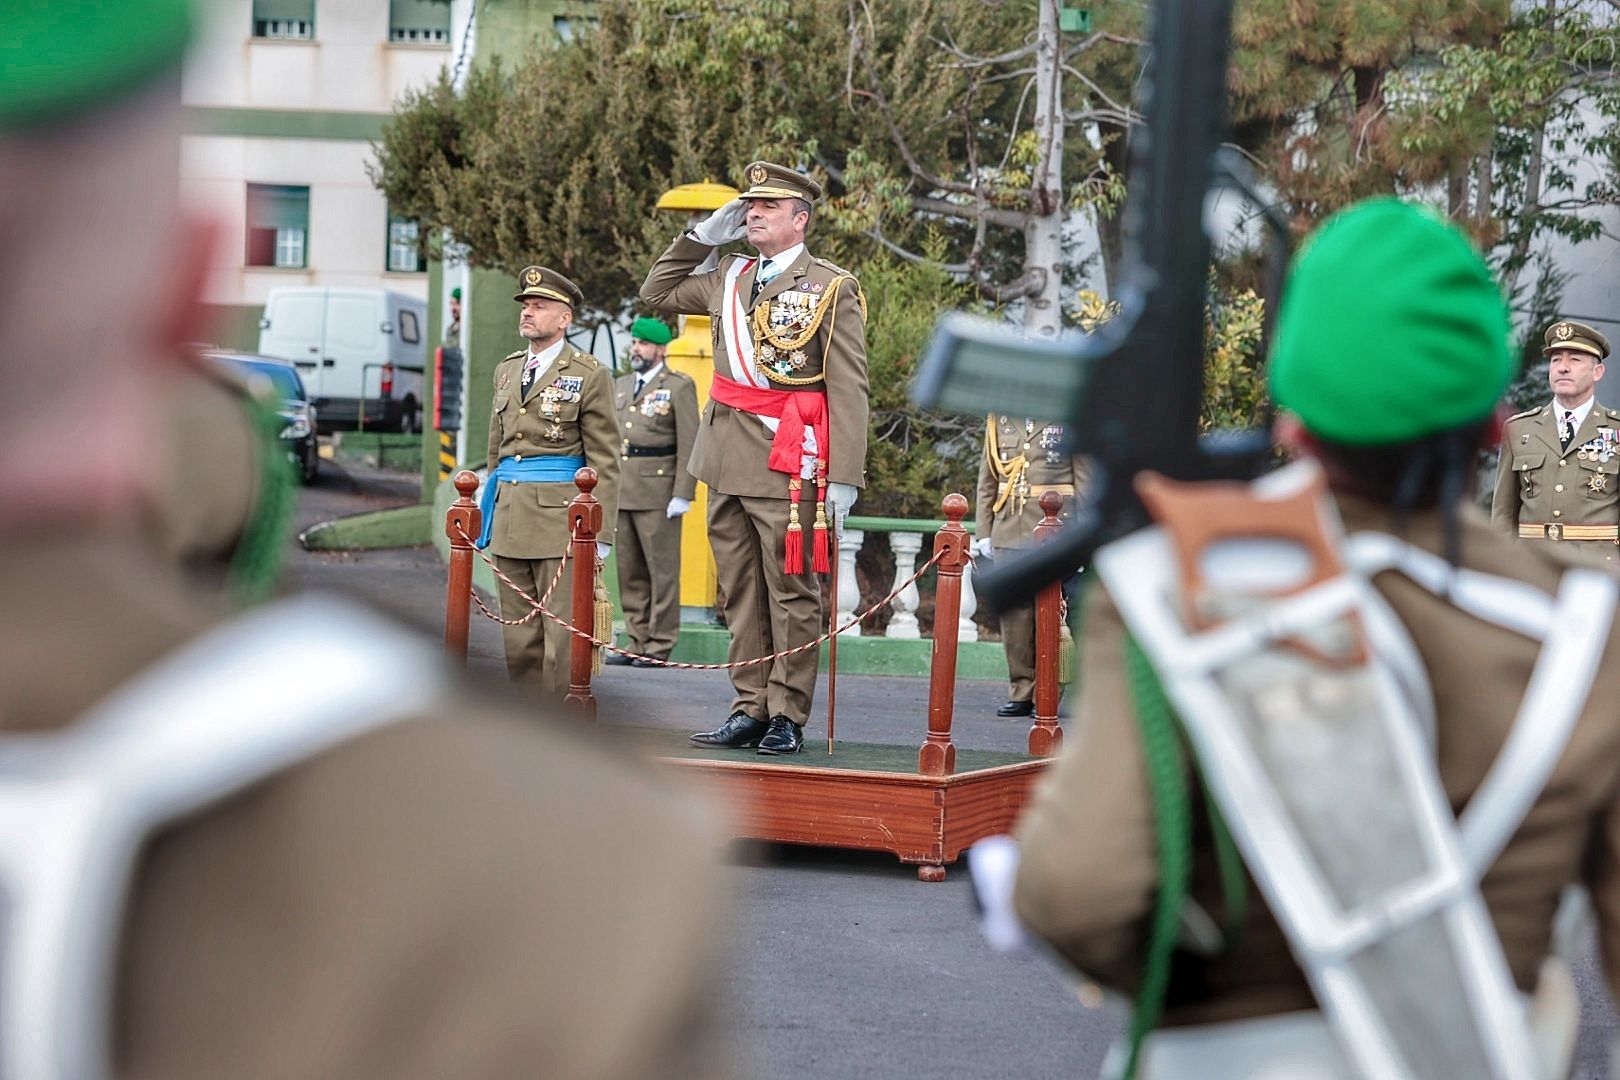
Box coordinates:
[885,531,924,639]
[836,529,864,636]
[958,555,980,642]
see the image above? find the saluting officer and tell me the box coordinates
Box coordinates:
[479,267,621,693]
[1492,319,1618,568]
[972,416,1088,717]
[606,317,699,666]
[641,161,869,756]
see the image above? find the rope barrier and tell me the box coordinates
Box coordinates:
[454,522,947,671]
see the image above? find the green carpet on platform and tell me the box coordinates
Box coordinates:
[611,725,1033,773]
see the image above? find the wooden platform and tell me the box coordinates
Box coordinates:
[615,727,1050,881]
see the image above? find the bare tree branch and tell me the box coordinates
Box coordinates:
[1061,63,1140,124]
[912,193,1029,229]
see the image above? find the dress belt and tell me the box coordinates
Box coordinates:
[624,444,677,458]
[1518,522,1619,541]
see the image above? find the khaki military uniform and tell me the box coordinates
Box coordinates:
[485,342,621,693]
[1492,401,1620,569]
[1013,495,1620,1024]
[640,236,868,725]
[0,534,731,1080]
[613,365,699,659]
[973,416,1089,704]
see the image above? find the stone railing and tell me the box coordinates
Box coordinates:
[838,516,979,642]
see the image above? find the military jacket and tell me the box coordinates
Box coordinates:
[485,342,620,558]
[973,416,1089,550]
[1492,400,1620,567]
[613,365,699,512]
[640,235,869,498]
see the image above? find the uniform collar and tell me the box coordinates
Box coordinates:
[635,361,664,385]
[524,336,566,371]
[756,242,804,280]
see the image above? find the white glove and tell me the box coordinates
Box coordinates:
[971,537,995,559]
[826,482,858,534]
[688,198,748,246]
[595,541,612,561]
[666,496,692,519]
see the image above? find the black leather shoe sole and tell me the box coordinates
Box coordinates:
[756,741,803,756]
[603,653,633,666]
[996,700,1034,718]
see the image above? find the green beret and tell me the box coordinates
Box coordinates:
[630,317,673,346]
[1269,199,1511,446]
[450,287,462,301]
[1,0,192,129]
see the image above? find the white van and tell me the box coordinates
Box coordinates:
[258,287,427,432]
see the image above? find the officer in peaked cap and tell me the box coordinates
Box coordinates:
[481,264,621,693]
[606,317,699,667]
[641,160,870,755]
[1493,318,1620,568]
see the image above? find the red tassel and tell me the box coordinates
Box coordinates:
[785,525,803,574]
[813,524,830,573]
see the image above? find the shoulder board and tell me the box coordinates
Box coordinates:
[1505,406,1542,423]
[812,256,856,278]
[570,347,600,369]
[503,349,526,362]
[1607,409,1620,421]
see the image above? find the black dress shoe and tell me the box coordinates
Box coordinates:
[757,716,804,755]
[996,699,1034,718]
[604,652,634,666]
[690,711,769,748]
[629,657,664,669]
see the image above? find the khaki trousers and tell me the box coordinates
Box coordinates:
[998,599,1036,703]
[709,491,822,724]
[618,508,683,659]
[494,554,574,696]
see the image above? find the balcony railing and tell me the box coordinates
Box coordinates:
[838,515,980,641]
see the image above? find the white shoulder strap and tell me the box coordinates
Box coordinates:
[0,595,445,1080]
[1344,532,1617,874]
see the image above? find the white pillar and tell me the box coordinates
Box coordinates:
[836,529,865,637]
[886,532,924,639]
[959,556,980,642]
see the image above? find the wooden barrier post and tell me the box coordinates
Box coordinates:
[444,470,481,663]
[1029,490,1065,757]
[563,467,603,720]
[919,494,970,785]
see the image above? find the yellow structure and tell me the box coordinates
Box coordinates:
[655,181,740,610]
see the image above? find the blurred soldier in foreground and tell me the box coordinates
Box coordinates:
[641,161,869,756]
[1493,320,1619,568]
[606,317,699,666]
[1013,201,1620,1077]
[479,267,621,694]
[0,4,730,1077]
[973,415,1087,717]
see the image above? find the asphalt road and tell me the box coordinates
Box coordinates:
[285,456,1619,1079]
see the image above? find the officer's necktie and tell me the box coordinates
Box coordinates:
[750,262,779,305]
[1562,410,1576,449]
[521,362,537,397]
[634,375,645,399]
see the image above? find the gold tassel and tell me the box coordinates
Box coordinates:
[592,558,613,676]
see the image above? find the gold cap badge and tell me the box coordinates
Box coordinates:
[748,164,768,185]
[523,268,541,286]
[1556,322,1574,340]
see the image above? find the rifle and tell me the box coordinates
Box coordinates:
[911,0,1289,611]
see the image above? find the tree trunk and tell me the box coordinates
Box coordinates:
[1094,121,1130,293]
[1024,0,1065,337]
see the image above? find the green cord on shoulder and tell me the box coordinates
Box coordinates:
[226,394,295,606]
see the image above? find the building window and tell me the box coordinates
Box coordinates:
[246,184,310,269]
[387,215,424,273]
[252,0,314,39]
[390,0,451,44]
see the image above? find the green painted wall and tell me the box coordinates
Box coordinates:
[183,107,388,141]
[203,303,264,351]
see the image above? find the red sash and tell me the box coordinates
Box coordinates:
[709,374,832,574]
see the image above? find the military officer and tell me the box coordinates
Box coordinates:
[605,317,699,666]
[1492,319,1618,568]
[0,2,731,1077]
[445,286,462,348]
[480,267,621,694]
[640,161,869,755]
[972,416,1089,717]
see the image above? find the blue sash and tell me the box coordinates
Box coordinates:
[475,455,587,549]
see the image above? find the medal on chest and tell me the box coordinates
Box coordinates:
[639,388,673,418]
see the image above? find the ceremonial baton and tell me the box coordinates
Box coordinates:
[827,518,839,755]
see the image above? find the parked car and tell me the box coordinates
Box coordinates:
[208,351,320,484]
[256,286,427,433]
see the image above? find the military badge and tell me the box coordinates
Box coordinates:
[544,423,563,441]
[811,281,824,293]
[524,268,542,287]
[749,163,768,184]
[800,282,812,292]
[1590,473,1608,493]
[1555,322,1574,341]
[640,389,673,417]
